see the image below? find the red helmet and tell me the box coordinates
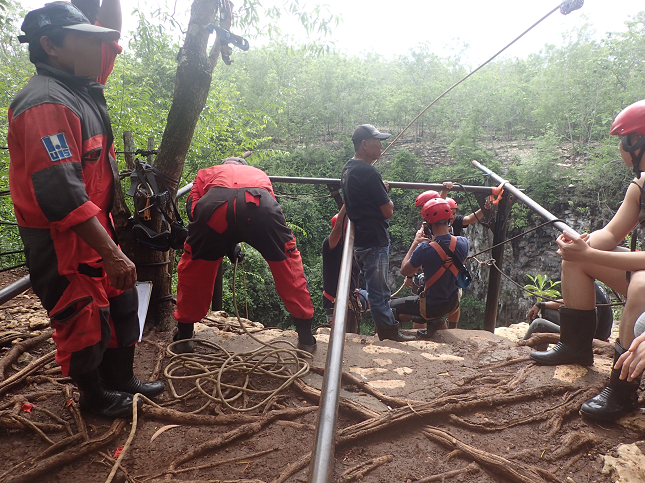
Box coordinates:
[610,100,645,176]
[331,213,339,229]
[445,198,458,210]
[415,190,440,208]
[422,198,452,224]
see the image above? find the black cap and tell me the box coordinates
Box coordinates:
[351,124,391,143]
[18,2,120,44]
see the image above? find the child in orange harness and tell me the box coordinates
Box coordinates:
[393,198,469,339]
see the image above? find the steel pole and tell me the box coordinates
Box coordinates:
[177,178,495,198]
[0,275,31,306]
[308,220,355,483]
[472,160,579,237]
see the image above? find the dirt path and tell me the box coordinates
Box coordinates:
[1,269,645,483]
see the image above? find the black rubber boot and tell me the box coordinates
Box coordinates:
[376,323,415,342]
[579,340,642,422]
[173,322,195,354]
[416,318,446,340]
[72,368,138,418]
[100,346,165,399]
[530,307,596,366]
[294,317,317,353]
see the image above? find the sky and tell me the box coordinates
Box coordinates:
[16,0,645,64]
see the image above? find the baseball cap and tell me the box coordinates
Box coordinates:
[351,124,391,143]
[18,2,120,44]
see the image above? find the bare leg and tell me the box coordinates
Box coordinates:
[448,307,460,328]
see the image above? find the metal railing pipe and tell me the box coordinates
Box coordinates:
[177,178,495,199]
[308,220,355,483]
[472,160,580,237]
[0,275,31,306]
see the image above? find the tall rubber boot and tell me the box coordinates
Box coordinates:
[294,317,317,353]
[100,346,165,399]
[173,322,195,354]
[72,368,137,418]
[579,340,642,422]
[530,307,596,366]
[376,323,415,342]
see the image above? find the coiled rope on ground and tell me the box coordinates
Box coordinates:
[163,259,313,414]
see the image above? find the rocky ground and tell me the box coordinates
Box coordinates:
[2,267,645,483]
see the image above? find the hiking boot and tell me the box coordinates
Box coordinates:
[99,346,165,399]
[580,340,642,422]
[530,307,596,366]
[376,323,415,342]
[73,369,139,418]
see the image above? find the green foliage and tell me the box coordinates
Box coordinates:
[459,295,486,330]
[524,274,561,302]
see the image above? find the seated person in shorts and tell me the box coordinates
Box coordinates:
[392,198,468,339]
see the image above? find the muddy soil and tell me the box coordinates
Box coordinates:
[1,269,645,483]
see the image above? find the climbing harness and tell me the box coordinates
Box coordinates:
[127,160,188,251]
[418,236,471,320]
[376,0,585,164]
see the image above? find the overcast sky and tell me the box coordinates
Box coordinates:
[17,0,645,64]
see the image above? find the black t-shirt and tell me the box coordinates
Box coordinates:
[452,214,465,236]
[322,236,359,309]
[341,159,391,248]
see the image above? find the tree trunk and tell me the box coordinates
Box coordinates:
[112,0,228,332]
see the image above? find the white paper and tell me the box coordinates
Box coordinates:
[135,281,153,341]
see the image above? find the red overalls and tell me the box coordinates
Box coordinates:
[174,164,314,324]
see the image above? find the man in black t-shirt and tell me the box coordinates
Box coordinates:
[341,124,414,342]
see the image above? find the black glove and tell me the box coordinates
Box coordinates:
[227,244,245,263]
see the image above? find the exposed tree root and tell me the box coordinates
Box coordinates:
[140,338,166,382]
[168,405,317,470]
[336,384,576,445]
[37,433,85,459]
[421,426,556,483]
[292,377,379,420]
[0,329,54,381]
[0,390,59,410]
[546,431,602,461]
[413,461,480,482]
[64,384,89,441]
[142,404,284,425]
[0,349,56,396]
[271,452,311,483]
[476,356,532,371]
[446,388,590,434]
[6,419,125,483]
[340,454,393,481]
[141,449,275,482]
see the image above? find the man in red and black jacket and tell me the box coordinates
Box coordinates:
[8,2,163,419]
[173,158,317,353]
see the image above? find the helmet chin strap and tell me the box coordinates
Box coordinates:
[621,135,645,178]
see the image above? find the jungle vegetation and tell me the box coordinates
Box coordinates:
[1,1,644,330]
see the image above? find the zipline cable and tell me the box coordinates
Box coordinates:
[375,1,582,164]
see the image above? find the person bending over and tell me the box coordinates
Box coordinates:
[531,99,645,422]
[174,157,316,353]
